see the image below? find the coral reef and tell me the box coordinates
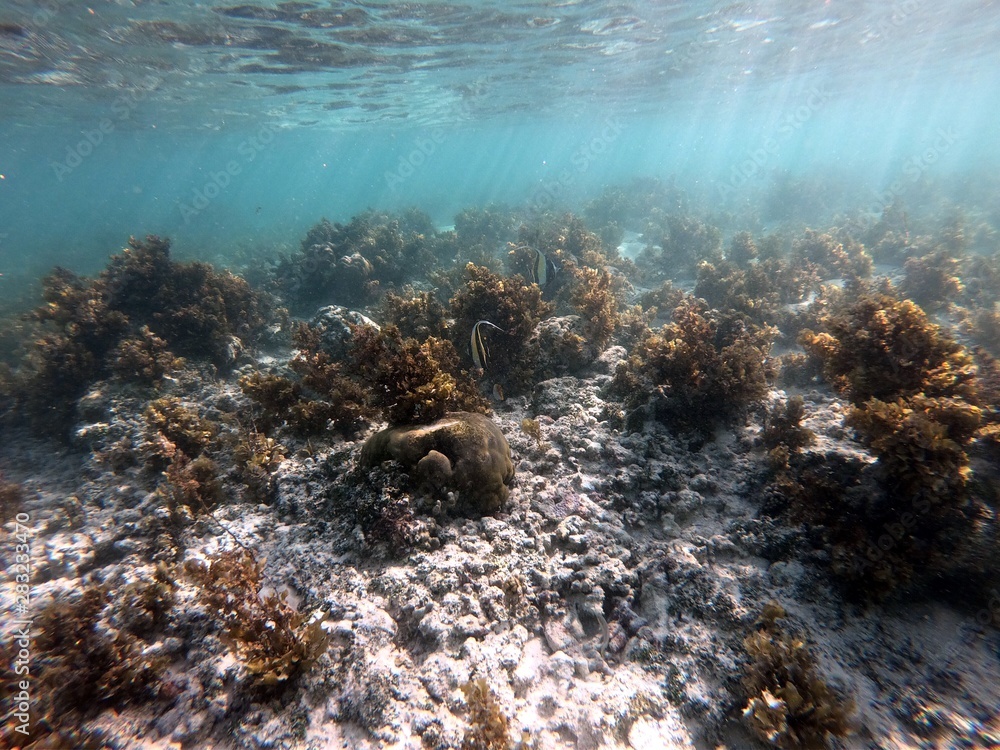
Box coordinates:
[799,291,977,404]
[3,235,276,436]
[448,263,552,388]
[380,289,450,342]
[610,297,775,432]
[742,602,854,749]
[184,548,330,688]
[901,250,963,310]
[273,210,441,311]
[0,586,165,747]
[360,411,514,516]
[4,195,1000,749]
[349,323,488,425]
[792,229,872,280]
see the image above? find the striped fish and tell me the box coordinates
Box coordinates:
[532,247,548,286]
[471,319,504,371]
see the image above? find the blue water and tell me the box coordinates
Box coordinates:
[1,0,999,283]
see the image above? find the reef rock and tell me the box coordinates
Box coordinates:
[359,411,514,516]
[309,305,380,361]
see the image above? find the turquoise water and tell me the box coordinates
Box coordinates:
[1,1,999,280]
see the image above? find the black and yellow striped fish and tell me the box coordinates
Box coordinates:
[532,247,548,286]
[470,319,504,371]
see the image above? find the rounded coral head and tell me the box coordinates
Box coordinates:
[360,411,514,516]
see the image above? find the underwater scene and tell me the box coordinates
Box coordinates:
[3,1,1000,748]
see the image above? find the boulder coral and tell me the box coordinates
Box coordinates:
[360,411,514,516]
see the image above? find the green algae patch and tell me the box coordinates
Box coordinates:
[360,411,514,516]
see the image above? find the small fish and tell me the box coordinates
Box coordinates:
[516,244,552,287]
[471,319,504,371]
[492,383,505,401]
[532,247,548,286]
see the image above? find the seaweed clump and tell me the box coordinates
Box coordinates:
[0,586,165,747]
[380,289,450,342]
[454,205,517,253]
[185,548,329,688]
[792,229,872,280]
[846,395,981,506]
[762,396,815,471]
[792,291,990,596]
[273,211,441,312]
[799,292,976,404]
[656,214,723,276]
[610,297,775,433]
[232,426,287,503]
[6,235,276,436]
[565,264,623,352]
[240,323,372,438]
[900,250,963,310]
[449,263,553,389]
[109,325,185,384]
[141,396,225,516]
[350,324,489,425]
[242,311,488,436]
[461,678,511,750]
[742,602,854,749]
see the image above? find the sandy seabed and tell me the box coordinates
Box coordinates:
[3,329,999,750]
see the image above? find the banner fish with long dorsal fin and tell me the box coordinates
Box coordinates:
[514,243,556,287]
[470,319,505,371]
[531,246,556,286]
